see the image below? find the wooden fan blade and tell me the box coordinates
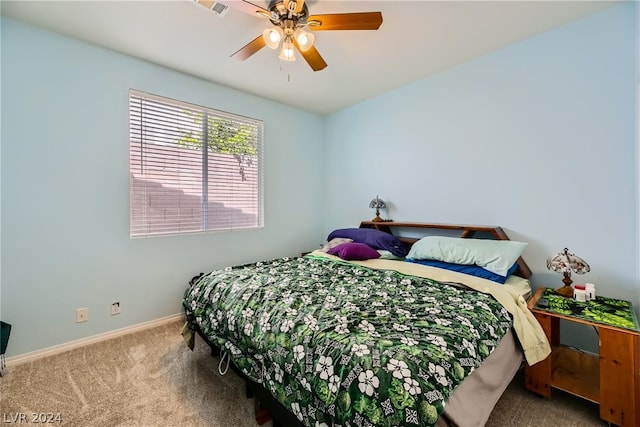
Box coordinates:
[239,0,271,15]
[231,0,271,17]
[307,12,383,31]
[231,35,266,61]
[294,41,327,72]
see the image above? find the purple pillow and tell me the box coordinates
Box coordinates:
[327,228,408,257]
[327,242,381,261]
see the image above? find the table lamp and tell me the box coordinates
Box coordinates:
[369,196,386,222]
[546,247,590,298]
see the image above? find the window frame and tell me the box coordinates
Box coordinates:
[129,90,264,238]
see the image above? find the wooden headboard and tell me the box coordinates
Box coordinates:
[359,221,532,279]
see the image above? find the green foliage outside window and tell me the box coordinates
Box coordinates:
[178,111,258,181]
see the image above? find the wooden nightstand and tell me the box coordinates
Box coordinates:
[525,287,640,427]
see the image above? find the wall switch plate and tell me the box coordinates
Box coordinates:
[110,302,120,315]
[76,308,88,323]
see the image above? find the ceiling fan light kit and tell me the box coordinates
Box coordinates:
[197,0,382,71]
[278,37,296,61]
[267,17,303,62]
[263,27,283,49]
[293,28,314,52]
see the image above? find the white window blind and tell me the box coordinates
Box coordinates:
[129,90,263,237]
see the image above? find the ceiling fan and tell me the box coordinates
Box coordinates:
[195,0,383,71]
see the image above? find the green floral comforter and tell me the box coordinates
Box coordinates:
[183,255,513,427]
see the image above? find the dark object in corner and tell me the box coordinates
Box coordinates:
[1,321,12,377]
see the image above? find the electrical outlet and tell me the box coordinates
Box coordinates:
[110,302,121,315]
[76,308,88,323]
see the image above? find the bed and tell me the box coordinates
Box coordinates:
[182,222,550,427]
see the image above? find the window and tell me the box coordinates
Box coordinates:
[129,90,263,237]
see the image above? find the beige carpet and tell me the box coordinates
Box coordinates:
[0,320,603,426]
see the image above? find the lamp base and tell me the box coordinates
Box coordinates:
[372,215,384,222]
[555,284,574,298]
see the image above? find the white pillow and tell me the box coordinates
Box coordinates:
[319,237,353,252]
[407,236,527,277]
[376,250,404,260]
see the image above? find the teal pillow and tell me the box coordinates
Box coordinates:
[407,236,527,277]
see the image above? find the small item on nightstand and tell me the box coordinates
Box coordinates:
[573,288,587,302]
[585,283,596,300]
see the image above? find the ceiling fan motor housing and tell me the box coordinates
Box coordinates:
[267,0,309,27]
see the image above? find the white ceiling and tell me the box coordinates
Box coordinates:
[1,0,619,115]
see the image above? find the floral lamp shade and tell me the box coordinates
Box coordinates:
[369,196,386,222]
[547,247,590,297]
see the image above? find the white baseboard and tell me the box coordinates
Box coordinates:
[5,313,185,367]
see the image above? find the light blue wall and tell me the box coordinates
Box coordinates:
[1,17,325,357]
[2,3,638,358]
[325,3,638,347]
[636,0,640,316]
